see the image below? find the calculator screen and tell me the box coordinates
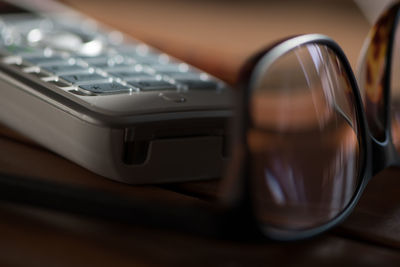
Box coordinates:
[0,0,30,14]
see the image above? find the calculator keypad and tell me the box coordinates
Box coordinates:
[0,16,225,96]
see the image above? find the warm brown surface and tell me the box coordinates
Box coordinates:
[60,0,370,83]
[1,0,400,266]
[1,128,400,266]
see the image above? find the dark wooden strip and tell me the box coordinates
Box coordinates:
[338,168,400,249]
[0,202,399,267]
[159,168,400,249]
[4,120,400,249]
[153,165,400,250]
[2,121,400,263]
[159,180,220,201]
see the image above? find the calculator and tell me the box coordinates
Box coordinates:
[0,0,233,184]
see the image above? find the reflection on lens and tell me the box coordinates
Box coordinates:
[249,44,361,230]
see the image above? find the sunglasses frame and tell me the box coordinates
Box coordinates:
[234,33,373,241]
[2,4,400,242]
[357,2,400,173]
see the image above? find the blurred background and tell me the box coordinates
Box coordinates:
[59,0,393,84]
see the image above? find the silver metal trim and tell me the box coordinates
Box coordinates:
[250,34,335,94]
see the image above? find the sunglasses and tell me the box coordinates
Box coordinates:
[1,2,400,241]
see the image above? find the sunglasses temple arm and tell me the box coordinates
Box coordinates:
[0,172,230,237]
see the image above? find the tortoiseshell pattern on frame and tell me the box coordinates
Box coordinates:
[361,3,399,141]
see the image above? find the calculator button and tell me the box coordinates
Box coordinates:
[79,82,132,94]
[23,56,66,66]
[128,55,161,65]
[161,71,203,80]
[41,64,88,75]
[77,55,110,63]
[91,61,132,70]
[28,71,50,78]
[176,79,218,90]
[2,56,23,65]
[47,80,70,87]
[78,54,124,62]
[109,71,152,80]
[41,31,104,56]
[115,44,156,56]
[0,45,41,56]
[112,44,140,52]
[77,55,131,69]
[88,62,112,69]
[151,63,189,72]
[128,80,176,91]
[60,73,108,84]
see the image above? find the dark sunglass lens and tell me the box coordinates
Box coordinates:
[358,3,399,143]
[390,8,400,152]
[248,43,362,230]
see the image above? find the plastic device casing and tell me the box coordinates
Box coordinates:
[0,0,233,184]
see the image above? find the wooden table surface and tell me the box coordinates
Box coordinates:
[1,0,400,266]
